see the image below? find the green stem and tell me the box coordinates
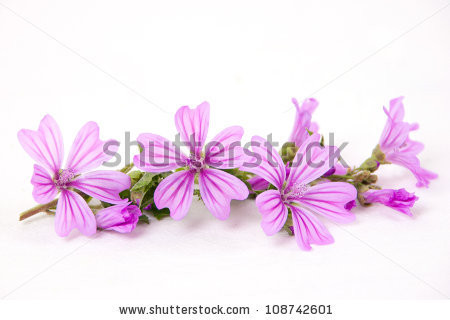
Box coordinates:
[19,199,58,221]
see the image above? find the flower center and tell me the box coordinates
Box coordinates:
[186,154,205,173]
[54,169,75,189]
[282,182,309,202]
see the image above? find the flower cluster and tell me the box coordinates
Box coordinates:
[17,97,437,250]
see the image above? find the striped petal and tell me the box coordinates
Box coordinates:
[55,189,96,237]
[66,121,118,174]
[298,182,356,223]
[255,190,288,236]
[287,133,338,187]
[290,205,334,251]
[154,170,195,220]
[242,136,286,189]
[70,170,131,204]
[174,102,209,157]
[198,168,249,220]
[134,133,187,172]
[205,126,244,169]
[31,164,57,204]
[17,115,63,175]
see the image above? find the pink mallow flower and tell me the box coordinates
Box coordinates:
[379,97,437,187]
[243,133,356,250]
[289,97,319,147]
[363,188,418,217]
[134,102,249,220]
[96,202,142,233]
[18,115,130,237]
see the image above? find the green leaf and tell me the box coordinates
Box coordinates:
[150,207,171,220]
[129,170,144,187]
[139,186,155,210]
[138,214,150,224]
[131,172,158,193]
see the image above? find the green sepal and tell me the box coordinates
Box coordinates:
[282,208,294,236]
[280,142,298,164]
[193,189,202,201]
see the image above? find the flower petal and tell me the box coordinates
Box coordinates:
[255,190,288,235]
[174,102,210,157]
[297,182,356,223]
[287,133,338,187]
[241,135,286,189]
[205,126,244,169]
[401,138,424,155]
[17,115,63,174]
[379,111,410,152]
[364,188,417,216]
[386,152,438,188]
[70,170,131,204]
[65,121,118,174]
[289,98,317,147]
[198,168,249,220]
[388,96,405,122]
[31,164,58,204]
[134,133,187,172]
[55,189,96,237]
[96,202,141,233]
[290,205,334,251]
[154,170,195,220]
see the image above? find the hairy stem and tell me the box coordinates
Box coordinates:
[19,199,58,221]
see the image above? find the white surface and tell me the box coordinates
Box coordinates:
[0,0,449,302]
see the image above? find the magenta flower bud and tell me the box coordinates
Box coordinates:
[247,176,270,192]
[323,167,336,177]
[363,188,418,216]
[344,200,356,211]
[96,202,142,233]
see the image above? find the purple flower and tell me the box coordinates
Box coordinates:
[289,97,319,147]
[244,134,357,250]
[18,115,131,237]
[379,97,437,187]
[96,202,142,233]
[134,102,249,220]
[363,188,418,216]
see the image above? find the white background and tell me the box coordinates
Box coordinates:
[1,0,449,312]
